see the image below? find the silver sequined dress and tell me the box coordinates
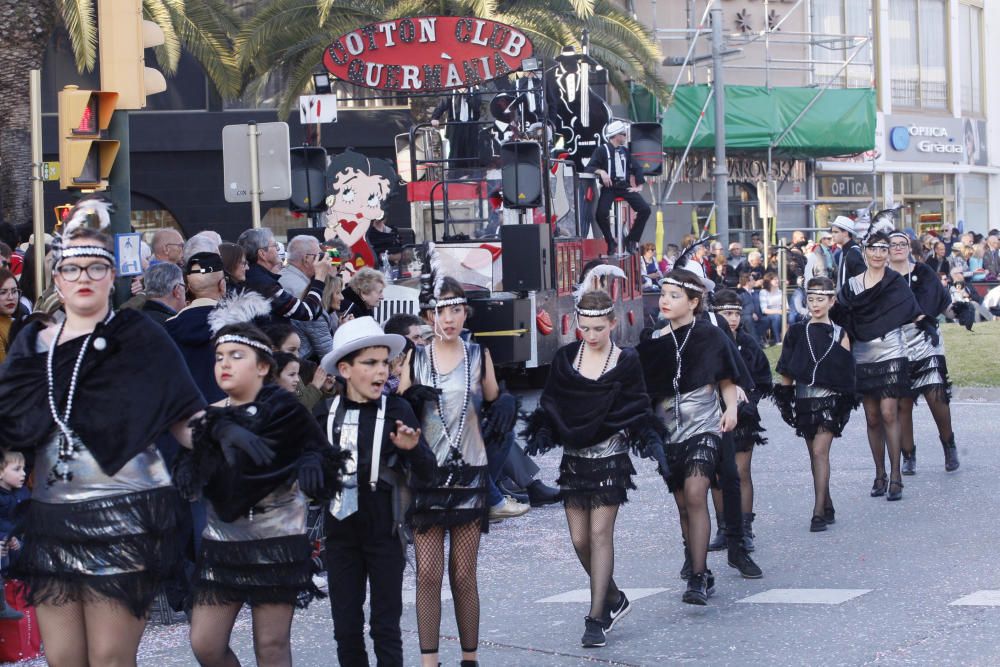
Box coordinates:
[654,385,723,492]
[901,321,950,401]
[847,275,911,398]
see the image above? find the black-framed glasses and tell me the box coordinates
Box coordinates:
[0,287,19,298]
[888,242,910,250]
[302,253,319,261]
[56,263,112,282]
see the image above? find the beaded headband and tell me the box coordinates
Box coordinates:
[56,245,115,267]
[215,334,273,356]
[866,242,890,249]
[888,231,909,240]
[434,296,467,309]
[663,276,704,293]
[711,304,743,312]
[576,305,614,317]
[806,288,837,296]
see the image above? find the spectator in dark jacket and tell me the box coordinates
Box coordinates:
[238,227,330,322]
[736,273,762,341]
[0,449,28,620]
[340,267,386,320]
[140,262,187,326]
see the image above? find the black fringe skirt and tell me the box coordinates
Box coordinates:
[12,487,184,618]
[193,534,320,608]
[557,452,636,509]
[733,403,767,453]
[409,464,489,534]
[664,433,721,493]
[794,388,855,441]
[854,330,910,399]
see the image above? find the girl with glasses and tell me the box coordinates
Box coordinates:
[0,269,27,363]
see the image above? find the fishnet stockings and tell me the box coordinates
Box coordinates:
[190,602,294,667]
[413,521,482,660]
[565,504,621,619]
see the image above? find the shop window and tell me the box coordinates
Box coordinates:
[959,2,984,116]
[131,210,182,235]
[889,0,948,110]
[810,0,872,89]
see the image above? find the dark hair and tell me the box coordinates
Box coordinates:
[866,231,891,247]
[437,276,466,301]
[910,238,924,262]
[577,289,615,320]
[762,271,779,291]
[262,322,296,351]
[737,272,751,288]
[0,223,18,250]
[0,243,10,260]
[64,226,113,251]
[218,242,244,276]
[213,323,275,375]
[713,288,741,308]
[806,276,835,292]
[0,268,16,290]
[299,358,318,385]
[274,351,300,375]
[383,312,422,337]
[662,268,705,313]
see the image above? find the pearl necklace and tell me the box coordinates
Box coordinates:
[804,321,836,387]
[428,340,471,451]
[667,321,695,432]
[45,313,112,484]
[574,341,616,378]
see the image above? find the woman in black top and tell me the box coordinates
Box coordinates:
[832,231,923,501]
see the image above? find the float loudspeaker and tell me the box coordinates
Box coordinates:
[500,141,543,209]
[629,123,663,177]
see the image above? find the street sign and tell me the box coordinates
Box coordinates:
[299,95,337,124]
[41,161,60,182]
[114,232,144,277]
[222,122,292,204]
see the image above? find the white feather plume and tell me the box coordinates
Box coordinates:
[208,290,273,334]
[63,196,114,235]
[574,263,627,302]
[428,241,446,298]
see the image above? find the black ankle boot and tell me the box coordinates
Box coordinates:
[708,514,727,551]
[741,512,755,552]
[680,541,692,580]
[461,661,479,667]
[902,446,916,475]
[942,435,960,472]
[728,538,763,579]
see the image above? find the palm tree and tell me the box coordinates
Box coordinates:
[237,0,666,119]
[0,0,242,227]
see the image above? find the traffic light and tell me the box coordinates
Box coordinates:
[98,0,166,109]
[289,146,329,213]
[58,86,120,190]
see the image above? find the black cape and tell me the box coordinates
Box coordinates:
[0,309,205,476]
[776,322,856,394]
[532,343,655,451]
[180,383,345,523]
[831,267,921,341]
[637,319,753,401]
[905,261,951,319]
[735,329,773,400]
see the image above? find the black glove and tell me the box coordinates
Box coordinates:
[298,452,324,497]
[486,392,517,437]
[951,301,975,331]
[915,317,940,347]
[528,424,554,455]
[651,444,670,482]
[212,420,275,467]
[772,385,796,429]
[402,384,441,414]
[638,427,670,483]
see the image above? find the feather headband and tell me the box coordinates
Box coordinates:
[663,276,704,293]
[573,264,626,303]
[208,290,273,335]
[215,334,273,356]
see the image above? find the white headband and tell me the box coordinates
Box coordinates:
[434,296,468,309]
[866,242,890,249]
[664,276,704,293]
[711,304,742,312]
[215,334,273,356]
[56,245,115,267]
[576,306,614,317]
[807,289,836,296]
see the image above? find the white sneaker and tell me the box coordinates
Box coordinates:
[312,573,328,592]
[489,495,530,522]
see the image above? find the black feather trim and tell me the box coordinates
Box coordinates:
[557,452,636,508]
[520,408,558,456]
[793,393,857,440]
[856,357,911,399]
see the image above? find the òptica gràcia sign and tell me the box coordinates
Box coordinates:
[322,17,534,92]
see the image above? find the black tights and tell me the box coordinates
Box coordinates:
[190,602,294,667]
[806,431,834,517]
[414,521,482,666]
[673,475,712,574]
[565,503,621,619]
[863,396,902,482]
[899,390,954,457]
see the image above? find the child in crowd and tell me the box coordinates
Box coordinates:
[0,449,28,620]
[316,317,436,666]
[274,351,302,394]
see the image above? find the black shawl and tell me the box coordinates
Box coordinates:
[776,322,856,394]
[180,383,345,523]
[0,309,205,476]
[735,329,773,400]
[532,343,655,451]
[637,319,753,401]
[906,261,951,319]
[831,268,922,341]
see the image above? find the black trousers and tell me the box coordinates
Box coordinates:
[595,188,651,246]
[718,434,744,540]
[324,489,405,667]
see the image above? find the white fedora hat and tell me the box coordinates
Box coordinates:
[604,119,629,140]
[320,316,406,376]
[830,216,855,234]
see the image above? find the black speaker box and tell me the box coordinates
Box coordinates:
[630,122,663,177]
[501,224,551,292]
[289,146,328,213]
[467,297,532,364]
[500,141,543,208]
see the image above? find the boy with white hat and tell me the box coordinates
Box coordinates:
[586,119,651,255]
[830,215,866,288]
[316,317,437,666]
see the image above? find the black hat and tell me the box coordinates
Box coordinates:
[185,252,224,275]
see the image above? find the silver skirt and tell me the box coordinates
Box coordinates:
[563,433,629,459]
[901,322,949,393]
[203,481,308,543]
[656,384,722,444]
[795,384,839,400]
[853,328,907,366]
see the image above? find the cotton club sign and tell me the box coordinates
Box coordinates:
[322,17,533,92]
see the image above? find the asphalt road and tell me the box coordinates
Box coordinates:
[10,389,1000,667]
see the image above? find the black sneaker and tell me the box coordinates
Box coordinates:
[706,569,716,598]
[682,573,708,605]
[902,449,916,476]
[810,515,827,532]
[604,591,631,632]
[581,616,607,648]
[727,546,764,579]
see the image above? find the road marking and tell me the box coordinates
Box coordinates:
[949,590,1000,606]
[536,587,668,603]
[737,588,872,605]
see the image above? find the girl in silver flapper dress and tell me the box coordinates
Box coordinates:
[775,276,857,533]
[0,227,205,665]
[400,275,514,667]
[887,231,960,474]
[832,231,923,501]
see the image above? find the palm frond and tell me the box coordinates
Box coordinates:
[568,0,594,19]
[145,0,182,75]
[276,43,331,118]
[59,0,97,73]
[163,0,242,98]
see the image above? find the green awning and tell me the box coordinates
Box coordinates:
[661,85,876,159]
